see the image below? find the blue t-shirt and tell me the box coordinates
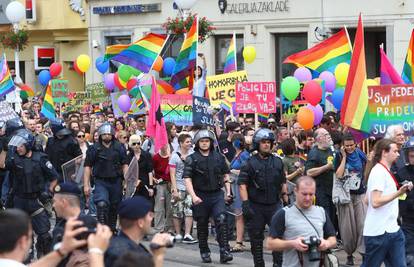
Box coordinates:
[230,150,250,170]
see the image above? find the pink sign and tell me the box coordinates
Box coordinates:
[235,81,277,113]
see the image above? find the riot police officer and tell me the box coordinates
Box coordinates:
[397,137,414,266]
[0,129,58,258]
[45,118,82,181]
[183,129,233,264]
[238,128,287,267]
[83,123,128,231]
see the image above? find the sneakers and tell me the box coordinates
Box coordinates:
[174,234,183,242]
[182,234,198,244]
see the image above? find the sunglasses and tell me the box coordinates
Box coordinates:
[77,135,85,138]
[137,120,145,122]
[131,142,141,146]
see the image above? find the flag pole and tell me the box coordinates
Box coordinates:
[233,32,237,72]
[148,34,171,74]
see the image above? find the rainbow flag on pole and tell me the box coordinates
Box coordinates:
[401,29,414,84]
[105,33,168,74]
[19,84,35,100]
[40,83,55,119]
[170,16,198,90]
[0,56,15,97]
[340,14,370,133]
[284,28,352,73]
[224,33,237,73]
[380,47,405,85]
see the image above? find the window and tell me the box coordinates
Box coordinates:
[215,34,244,74]
[161,34,184,59]
[275,33,308,83]
[105,35,131,73]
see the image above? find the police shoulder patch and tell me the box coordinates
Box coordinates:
[46,161,53,169]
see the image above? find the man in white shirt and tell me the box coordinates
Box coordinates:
[363,139,413,267]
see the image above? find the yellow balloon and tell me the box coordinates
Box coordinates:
[334,63,350,87]
[76,54,91,73]
[243,46,256,64]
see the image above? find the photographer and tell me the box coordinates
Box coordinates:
[266,176,337,267]
[104,196,172,267]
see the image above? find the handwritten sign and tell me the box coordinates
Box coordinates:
[0,101,19,122]
[51,79,69,103]
[161,94,193,126]
[207,70,248,107]
[235,81,276,113]
[193,96,214,126]
[85,83,109,103]
[368,85,414,136]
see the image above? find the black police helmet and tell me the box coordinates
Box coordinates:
[8,129,35,152]
[5,118,24,136]
[193,129,216,151]
[50,118,71,136]
[403,136,414,165]
[252,128,275,151]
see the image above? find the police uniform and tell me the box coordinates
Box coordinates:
[45,119,82,181]
[84,123,127,231]
[104,196,152,267]
[397,138,414,266]
[4,130,58,258]
[238,128,286,267]
[183,129,233,264]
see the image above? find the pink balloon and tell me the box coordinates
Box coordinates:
[307,103,323,125]
[294,67,312,82]
[104,73,115,92]
[319,71,336,92]
[117,94,131,113]
[303,80,322,106]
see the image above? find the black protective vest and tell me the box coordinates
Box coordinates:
[47,136,76,173]
[246,154,284,205]
[92,142,123,179]
[12,152,44,194]
[397,165,414,223]
[189,151,225,192]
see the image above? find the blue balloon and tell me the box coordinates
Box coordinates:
[163,57,176,76]
[331,89,345,110]
[95,56,109,74]
[38,70,51,86]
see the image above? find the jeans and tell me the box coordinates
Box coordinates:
[362,229,407,267]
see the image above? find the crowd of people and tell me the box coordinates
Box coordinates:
[0,97,413,267]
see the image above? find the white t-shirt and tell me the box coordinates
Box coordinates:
[0,258,26,267]
[363,163,400,236]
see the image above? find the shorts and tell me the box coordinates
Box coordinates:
[172,190,193,218]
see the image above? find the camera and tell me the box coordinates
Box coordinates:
[302,236,321,261]
[149,234,175,250]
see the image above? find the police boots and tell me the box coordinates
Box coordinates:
[251,240,265,267]
[197,218,211,263]
[220,248,233,263]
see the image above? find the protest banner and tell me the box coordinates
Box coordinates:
[110,91,146,118]
[206,70,248,107]
[161,94,193,126]
[368,85,414,136]
[193,96,214,126]
[0,101,19,122]
[85,82,109,103]
[51,79,69,103]
[235,81,276,113]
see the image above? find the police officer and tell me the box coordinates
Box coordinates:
[45,118,82,181]
[0,129,58,258]
[183,129,233,264]
[238,128,287,267]
[397,137,414,267]
[83,123,128,231]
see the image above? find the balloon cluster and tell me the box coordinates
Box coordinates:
[38,62,63,86]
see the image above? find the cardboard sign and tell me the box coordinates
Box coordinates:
[207,70,248,107]
[0,100,19,122]
[161,94,193,126]
[193,96,214,126]
[235,81,276,113]
[110,91,146,118]
[368,85,414,136]
[51,79,69,103]
[85,83,109,103]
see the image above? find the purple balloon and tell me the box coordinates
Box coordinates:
[104,73,115,91]
[118,94,131,113]
[307,103,323,125]
[319,71,336,92]
[294,67,312,82]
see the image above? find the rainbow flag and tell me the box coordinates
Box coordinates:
[106,33,167,74]
[156,79,175,94]
[19,84,35,100]
[170,16,198,90]
[40,84,55,119]
[104,44,129,60]
[284,28,352,73]
[380,47,405,85]
[136,97,145,110]
[402,29,414,84]
[340,14,370,133]
[258,113,270,123]
[0,56,15,97]
[224,33,237,73]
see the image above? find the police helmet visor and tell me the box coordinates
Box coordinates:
[8,135,28,147]
[98,124,114,136]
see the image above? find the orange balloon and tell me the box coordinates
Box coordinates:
[153,56,163,72]
[175,88,190,95]
[297,107,314,130]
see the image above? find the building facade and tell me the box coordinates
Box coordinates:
[88,0,414,85]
